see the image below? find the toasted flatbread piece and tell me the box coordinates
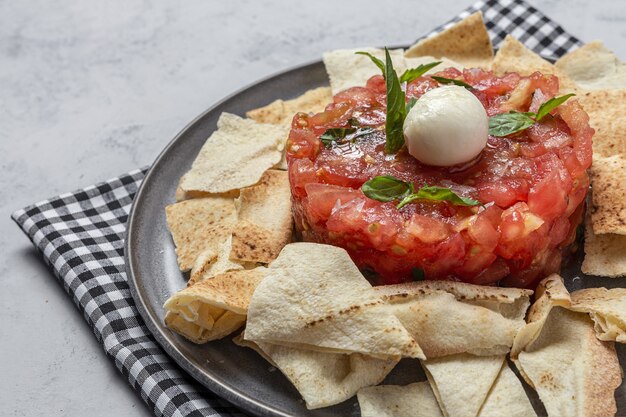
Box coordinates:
[375,281,532,358]
[178,113,288,194]
[515,307,620,417]
[246,87,332,125]
[357,382,443,417]
[323,47,405,95]
[491,35,577,92]
[188,235,249,286]
[511,274,571,358]
[578,90,626,157]
[165,197,237,271]
[235,337,397,410]
[590,155,626,235]
[478,363,537,417]
[555,41,626,90]
[230,170,293,264]
[423,354,505,417]
[512,275,621,417]
[245,243,423,359]
[164,268,266,343]
[405,12,493,68]
[570,287,626,342]
[582,215,626,277]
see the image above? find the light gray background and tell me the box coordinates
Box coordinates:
[2,1,626,416]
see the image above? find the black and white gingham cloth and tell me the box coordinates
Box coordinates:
[11,1,581,416]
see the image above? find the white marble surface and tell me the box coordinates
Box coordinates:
[2,1,626,416]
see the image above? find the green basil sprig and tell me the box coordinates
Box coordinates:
[355,52,440,84]
[361,175,480,209]
[356,49,441,154]
[319,126,376,148]
[383,49,407,154]
[488,93,575,137]
[431,76,473,89]
[399,62,442,83]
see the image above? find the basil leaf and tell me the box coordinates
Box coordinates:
[406,97,418,114]
[397,185,481,209]
[384,48,407,154]
[399,61,442,83]
[411,267,425,281]
[320,127,376,148]
[431,76,473,89]
[488,112,536,137]
[361,175,412,202]
[319,128,356,147]
[355,51,385,74]
[535,93,575,121]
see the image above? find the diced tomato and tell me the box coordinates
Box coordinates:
[287,67,593,287]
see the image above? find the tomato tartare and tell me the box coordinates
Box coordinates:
[286,67,593,288]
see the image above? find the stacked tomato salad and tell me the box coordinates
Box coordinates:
[286,63,593,288]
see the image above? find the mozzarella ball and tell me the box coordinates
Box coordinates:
[403,85,488,167]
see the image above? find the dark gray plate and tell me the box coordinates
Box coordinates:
[125,59,626,417]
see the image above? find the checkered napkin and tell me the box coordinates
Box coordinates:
[11,1,581,416]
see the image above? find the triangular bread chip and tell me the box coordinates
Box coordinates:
[478,362,537,417]
[246,87,332,126]
[357,382,444,417]
[422,354,505,417]
[511,274,571,358]
[245,243,424,359]
[512,275,621,417]
[375,281,532,358]
[582,213,626,277]
[178,113,288,194]
[165,197,237,271]
[405,12,493,68]
[515,307,621,417]
[577,90,626,157]
[590,155,626,235]
[188,235,250,286]
[323,47,405,95]
[230,170,293,264]
[570,287,626,342]
[555,41,626,90]
[164,268,265,343]
[491,35,578,92]
[235,336,398,410]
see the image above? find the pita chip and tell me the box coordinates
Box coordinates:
[245,243,424,359]
[178,113,288,194]
[323,47,405,95]
[511,274,571,358]
[188,235,251,286]
[375,281,532,358]
[246,87,332,126]
[235,336,398,410]
[582,214,626,277]
[491,35,577,92]
[590,155,626,235]
[230,170,293,264]
[577,90,626,157]
[357,382,443,417]
[164,268,266,343]
[422,353,505,417]
[515,307,621,417]
[555,41,626,90]
[478,363,537,417]
[405,12,493,68]
[165,197,237,271]
[512,275,621,417]
[570,287,626,342]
